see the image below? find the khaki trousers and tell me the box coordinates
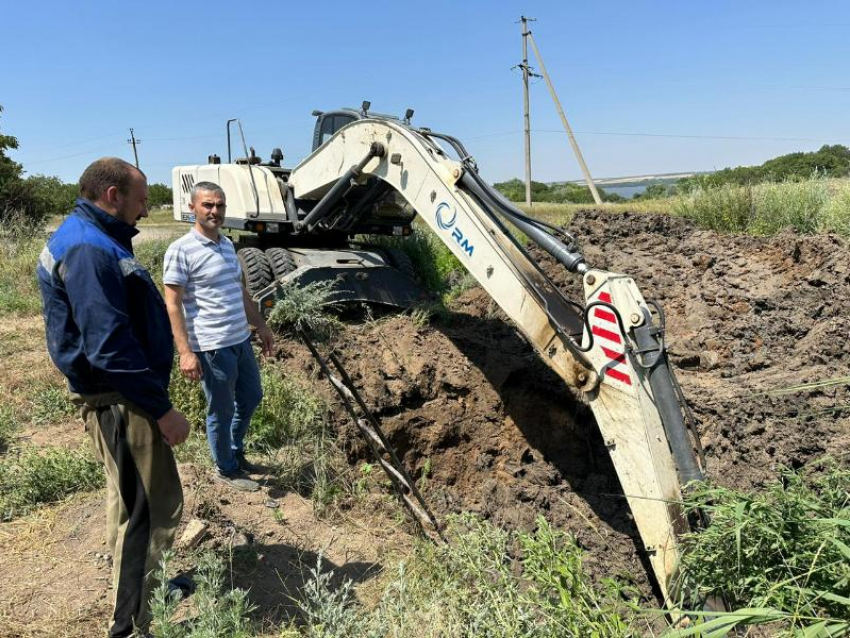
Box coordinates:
[76,393,183,638]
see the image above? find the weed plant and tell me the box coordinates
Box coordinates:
[169,356,327,465]
[673,176,850,236]
[0,226,42,316]
[0,405,20,454]
[249,365,326,451]
[367,226,464,295]
[150,550,256,638]
[0,445,104,520]
[267,280,343,340]
[672,459,850,635]
[296,513,637,637]
[29,383,77,426]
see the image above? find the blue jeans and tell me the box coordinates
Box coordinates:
[198,338,263,474]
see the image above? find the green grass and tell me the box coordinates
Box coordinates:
[368,226,465,296]
[250,365,327,451]
[294,513,638,637]
[28,382,77,426]
[671,459,850,635]
[0,234,42,317]
[673,177,850,236]
[0,444,104,520]
[0,405,20,454]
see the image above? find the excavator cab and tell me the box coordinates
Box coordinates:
[311,101,405,152]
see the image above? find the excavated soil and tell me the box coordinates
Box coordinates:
[277,209,850,591]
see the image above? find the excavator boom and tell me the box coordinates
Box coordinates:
[287,118,703,601]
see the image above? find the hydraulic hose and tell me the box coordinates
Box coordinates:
[632,311,704,485]
[460,170,589,274]
[297,142,386,232]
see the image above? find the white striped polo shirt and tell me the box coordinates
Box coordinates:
[163,229,250,352]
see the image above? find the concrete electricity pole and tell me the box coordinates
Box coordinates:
[518,16,539,206]
[127,128,140,168]
[527,32,603,205]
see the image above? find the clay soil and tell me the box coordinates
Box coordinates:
[3,209,849,635]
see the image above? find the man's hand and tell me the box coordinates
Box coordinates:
[179,351,203,381]
[157,408,191,447]
[256,324,275,357]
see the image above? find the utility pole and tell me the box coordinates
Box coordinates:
[527,32,603,205]
[127,128,140,168]
[519,16,538,206]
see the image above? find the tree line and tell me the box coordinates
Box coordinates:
[494,145,850,203]
[0,105,172,230]
[493,178,623,204]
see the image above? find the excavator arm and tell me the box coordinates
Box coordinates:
[287,118,704,602]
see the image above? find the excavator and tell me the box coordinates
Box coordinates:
[172,104,707,605]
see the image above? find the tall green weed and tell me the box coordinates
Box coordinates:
[297,513,637,637]
[673,177,850,236]
[672,459,850,635]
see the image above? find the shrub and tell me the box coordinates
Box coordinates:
[369,226,465,296]
[267,279,343,340]
[674,184,754,232]
[673,459,850,635]
[150,550,256,637]
[294,513,637,637]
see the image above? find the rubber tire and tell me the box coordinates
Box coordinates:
[385,248,418,282]
[237,247,273,297]
[265,247,297,280]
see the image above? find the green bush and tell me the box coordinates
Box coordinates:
[673,459,850,635]
[150,551,256,637]
[750,179,827,235]
[674,184,754,232]
[493,178,619,204]
[673,177,850,236]
[148,183,173,209]
[0,445,104,520]
[369,226,465,295]
[267,279,343,340]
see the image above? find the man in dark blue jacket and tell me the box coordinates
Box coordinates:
[37,157,190,638]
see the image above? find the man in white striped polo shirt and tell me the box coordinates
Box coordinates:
[163,182,274,492]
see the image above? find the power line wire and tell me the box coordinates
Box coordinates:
[466,128,843,143]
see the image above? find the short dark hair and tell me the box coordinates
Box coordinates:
[79,157,145,201]
[190,181,226,202]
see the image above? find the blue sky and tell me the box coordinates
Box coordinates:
[2,0,849,186]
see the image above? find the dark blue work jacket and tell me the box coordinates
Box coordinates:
[37,199,173,419]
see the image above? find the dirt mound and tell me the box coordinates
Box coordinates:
[557,210,850,488]
[278,209,850,590]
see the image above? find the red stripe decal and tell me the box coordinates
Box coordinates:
[594,308,617,323]
[598,292,612,303]
[605,367,632,385]
[591,325,622,344]
[600,346,626,365]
